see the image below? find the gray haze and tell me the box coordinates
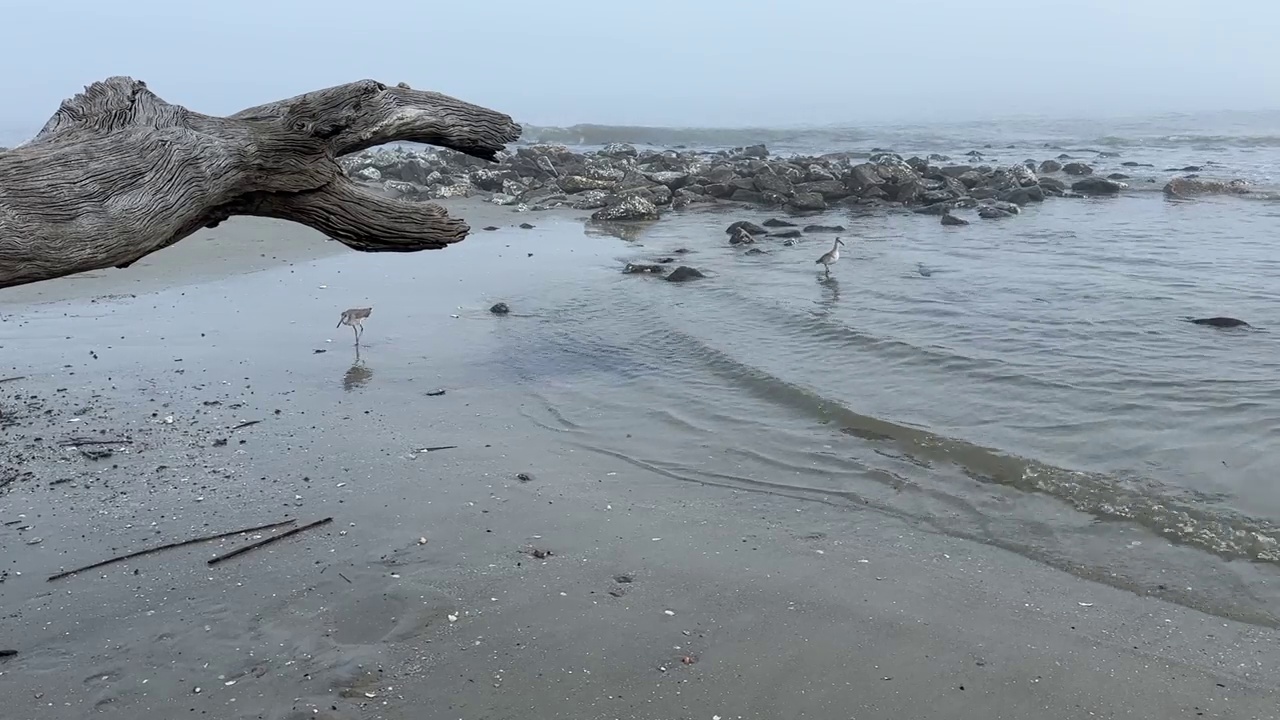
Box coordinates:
[4,0,1278,131]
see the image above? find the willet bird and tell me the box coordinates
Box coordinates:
[815,237,845,276]
[337,307,372,344]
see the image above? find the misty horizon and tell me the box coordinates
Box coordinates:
[4,0,1279,134]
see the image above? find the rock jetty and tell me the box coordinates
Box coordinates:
[338,142,1250,224]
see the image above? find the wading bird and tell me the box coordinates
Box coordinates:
[816,237,845,276]
[337,307,372,345]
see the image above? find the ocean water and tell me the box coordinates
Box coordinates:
[500,112,1280,612]
[7,110,1280,619]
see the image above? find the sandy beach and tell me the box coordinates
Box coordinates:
[3,197,1280,720]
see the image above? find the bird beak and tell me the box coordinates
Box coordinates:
[336,319,342,328]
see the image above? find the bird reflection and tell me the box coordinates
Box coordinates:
[342,347,373,391]
[816,273,841,314]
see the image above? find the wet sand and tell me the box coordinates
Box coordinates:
[2,198,1279,719]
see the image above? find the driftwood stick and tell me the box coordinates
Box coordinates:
[46,518,297,581]
[207,517,333,566]
[0,77,521,290]
[0,376,26,384]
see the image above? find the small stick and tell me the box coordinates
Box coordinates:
[47,518,297,582]
[338,572,353,584]
[0,376,25,384]
[207,517,333,566]
[231,420,261,430]
[419,445,457,453]
[59,438,131,447]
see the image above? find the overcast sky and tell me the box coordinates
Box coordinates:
[3,0,1276,134]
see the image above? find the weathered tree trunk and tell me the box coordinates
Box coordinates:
[0,77,521,289]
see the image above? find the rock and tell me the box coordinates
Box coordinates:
[601,143,638,157]
[483,226,499,231]
[941,213,969,226]
[519,223,535,229]
[1107,173,1130,180]
[787,192,827,211]
[998,184,1045,204]
[728,227,756,245]
[1121,161,1154,167]
[803,224,845,233]
[646,171,689,190]
[795,179,848,200]
[978,206,1014,219]
[1071,177,1124,196]
[623,263,665,274]
[726,220,768,236]
[770,228,803,239]
[489,193,520,206]
[665,266,706,282]
[753,173,794,196]
[1162,177,1250,197]
[592,196,660,222]
[745,247,768,255]
[913,201,954,215]
[956,170,985,189]
[735,144,769,159]
[559,175,615,193]
[845,163,884,193]
[571,190,611,209]
[1038,177,1067,192]
[1038,159,1062,173]
[431,183,473,199]
[939,165,974,178]
[354,167,382,182]
[1062,162,1094,176]
[704,183,735,199]
[731,189,764,204]
[490,302,510,315]
[760,190,788,206]
[763,218,796,227]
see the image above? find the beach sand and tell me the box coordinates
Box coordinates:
[2,199,1279,719]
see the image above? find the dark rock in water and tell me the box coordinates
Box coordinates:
[941,213,969,226]
[1107,173,1130,180]
[1163,177,1250,197]
[917,263,934,277]
[1188,316,1250,328]
[782,238,797,246]
[788,192,827,211]
[728,227,756,245]
[726,220,768,236]
[939,165,974,178]
[969,187,997,200]
[914,201,955,215]
[666,266,706,282]
[490,302,510,315]
[591,196,660,222]
[656,257,676,264]
[735,144,769,159]
[978,205,1014,220]
[1072,177,1124,196]
[483,226,499,231]
[1168,165,1203,172]
[770,228,803,239]
[745,247,768,255]
[519,222,535,229]
[1038,177,1067,192]
[623,263,665,274]
[998,185,1046,205]
[1038,159,1063,174]
[803,224,845,233]
[673,248,691,254]
[763,218,796,227]
[1056,153,1072,160]
[1121,161,1154,167]
[1062,162,1094,176]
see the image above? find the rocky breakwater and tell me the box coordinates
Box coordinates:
[338,142,1252,227]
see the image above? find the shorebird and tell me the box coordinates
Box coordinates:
[337,307,372,345]
[816,237,845,276]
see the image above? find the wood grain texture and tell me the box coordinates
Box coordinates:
[0,77,521,289]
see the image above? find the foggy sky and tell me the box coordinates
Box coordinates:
[3,0,1276,132]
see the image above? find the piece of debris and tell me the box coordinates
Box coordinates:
[490,302,510,315]
[231,420,261,430]
[418,445,457,453]
[0,649,17,659]
[207,517,332,566]
[614,574,634,584]
[516,472,534,482]
[0,376,26,385]
[425,389,446,397]
[418,536,428,545]
[663,609,676,616]
[528,548,553,560]
[483,226,499,231]
[48,518,298,582]
[78,447,113,461]
[519,223,535,229]
[680,654,697,665]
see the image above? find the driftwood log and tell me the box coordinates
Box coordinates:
[0,77,521,289]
